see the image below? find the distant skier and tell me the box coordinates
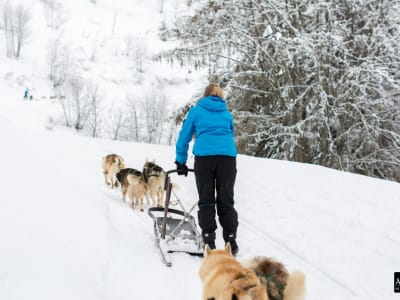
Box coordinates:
[23,88,28,100]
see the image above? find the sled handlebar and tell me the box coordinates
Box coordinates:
[164,169,194,190]
[165,169,194,176]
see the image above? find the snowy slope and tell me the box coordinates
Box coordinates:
[0,0,207,139]
[0,95,399,300]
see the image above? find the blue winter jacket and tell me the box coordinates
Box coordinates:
[175,95,237,164]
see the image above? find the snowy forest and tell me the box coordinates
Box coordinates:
[1,0,399,183]
[162,0,400,182]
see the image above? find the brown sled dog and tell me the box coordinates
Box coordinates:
[127,176,149,212]
[116,168,143,201]
[199,244,305,300]
[102,154,125,188]
[242,257,305,300]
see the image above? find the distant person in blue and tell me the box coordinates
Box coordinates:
[23,88,28,100]
[175,84,239,256]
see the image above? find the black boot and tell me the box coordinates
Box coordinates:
[202,232,216,249]
[227,239,239,256]
[224,233,239,256]
[205,241,216,250]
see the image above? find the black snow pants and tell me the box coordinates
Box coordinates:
[194,155,238,244]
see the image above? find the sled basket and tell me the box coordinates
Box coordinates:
[148,169,204,267]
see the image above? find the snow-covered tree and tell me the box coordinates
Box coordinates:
[124,91,170,144]
[41,0,66,29]
[84,83,103,138]
[48,38,72,94]
[59,76,97,131]
[110,108,126,141]
[126,95,141,142]
[124,35,147,73]
[164,0,400,181]
[1,1,31,58]
[142,92,168,144]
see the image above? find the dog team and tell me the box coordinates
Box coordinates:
[102,153,306,300]
[102,153,165,211]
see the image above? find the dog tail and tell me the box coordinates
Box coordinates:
[283,271,306,300]
[127,174,140,185]
[171,181,180,190]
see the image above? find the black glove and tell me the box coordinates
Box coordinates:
[175,161,189,176]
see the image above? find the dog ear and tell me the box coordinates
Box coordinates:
[225,242,232,255]
[204,244,212,257]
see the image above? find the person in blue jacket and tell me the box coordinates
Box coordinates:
[23,88,28,100]
[175,84,239,256]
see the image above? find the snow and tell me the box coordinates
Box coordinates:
[0,93,400,300]
[1,0,400,299]
[0,0,207,128]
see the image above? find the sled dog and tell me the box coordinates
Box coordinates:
[242,256,305,300]
[116,168,142,201]
[142,160,165,207]
[102,154,125,188]
[199,244,305,300]
[127,177,149,212]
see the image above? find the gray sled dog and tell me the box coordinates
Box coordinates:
[199,244,305,300]
[142,160,165,207]
[102,154,125,188]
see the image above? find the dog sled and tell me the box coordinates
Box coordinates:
[148,169,204,267]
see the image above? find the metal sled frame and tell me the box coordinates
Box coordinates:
[148,169,204,267]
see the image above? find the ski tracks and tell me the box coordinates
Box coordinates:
[101,186,165,300]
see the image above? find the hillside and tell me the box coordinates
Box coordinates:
[0,0,206,140]
[0,91,399,300]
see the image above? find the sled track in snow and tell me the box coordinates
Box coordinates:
[240,217,358,298]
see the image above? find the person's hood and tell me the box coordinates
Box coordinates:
[197,96,227,112]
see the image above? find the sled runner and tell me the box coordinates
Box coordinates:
[148,169,204,267]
